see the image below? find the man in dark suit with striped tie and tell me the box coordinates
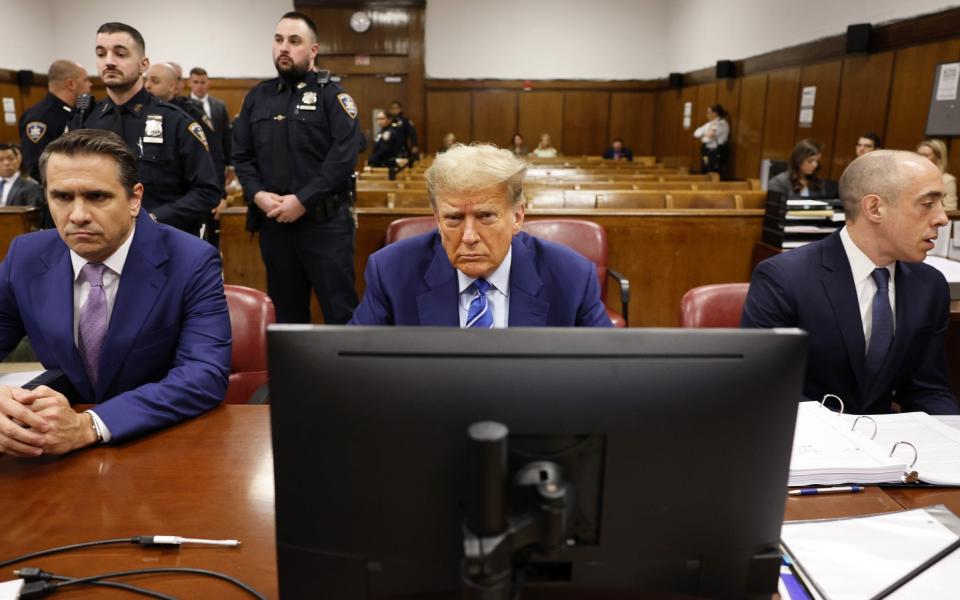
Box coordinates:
[742,150,958,415]
[349,143,611,328]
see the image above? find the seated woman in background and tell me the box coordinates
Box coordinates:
[530,133,559,158]
[916,139,957,210]
[510,133,527,156]
[767,139,832,199]
[438,132,456,154]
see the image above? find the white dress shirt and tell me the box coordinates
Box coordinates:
[839,226,896,351]
[457,247,512,328]
[0,171,20,206]
[191,93,212,120]
[693,118,730,148]
[69,225,136,442]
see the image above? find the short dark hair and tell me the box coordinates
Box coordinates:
[39,129,138,196]
[189,67,208,77]
[710,104,728,119]
[280,11,318,42]
[97,22,146,55]
[860,132,882,148]
[391,100,403,108]
[0,143,21,157]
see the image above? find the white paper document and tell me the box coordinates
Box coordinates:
[936,62,960,101]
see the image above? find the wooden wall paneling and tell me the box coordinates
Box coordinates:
[351,75,409,164]
[675,86,698,168]
[471,91,517,147]
[518,92,564,152]
[691,83,717,170]
[0,83,22,143]
[608,93,655,156]
[406,8,426,148]
[795,60,842,175]
[831,52,895,179]
[886,40,960,155]
[760,67,801,162]
[654,89,681,167]
[426,91,471,153]
[302,7,411,55]
[733,73,768,179]
[715,78,741,176]
[562,91,610,155]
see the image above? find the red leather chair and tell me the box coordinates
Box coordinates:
[383,217,630,327]
[224,285,276,404]
[678,283,750,328]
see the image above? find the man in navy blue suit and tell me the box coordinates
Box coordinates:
[0,129,231,457]
[349,143,611,327]
[743,150,958,415]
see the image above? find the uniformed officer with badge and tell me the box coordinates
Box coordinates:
[233,11,363,324]
[367,110,403,167]
[19,60,91,182]
[388,100,419,161]
[73,22,220,235]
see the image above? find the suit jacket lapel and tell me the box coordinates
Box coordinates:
[508,235,549,326]
[416,233,459,326]
[96,211,168,398]
[28,242,94,399]
[819,233,868,393]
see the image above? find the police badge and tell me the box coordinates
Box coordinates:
[298,90,318,111]
[25,121,47,143]
[337,93,358,119]
[143,115,164,143]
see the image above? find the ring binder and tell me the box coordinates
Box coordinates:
[820,393,845,414]
[851,415,878,440]
[889,441,920,483]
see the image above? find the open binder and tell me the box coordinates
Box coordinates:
[788,398,960,487]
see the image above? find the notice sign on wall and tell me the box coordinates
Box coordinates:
[682,102,692,130]
[798,86,816,128]
[926,62,960,136]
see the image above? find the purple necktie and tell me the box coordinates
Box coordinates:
[78,262,108,387]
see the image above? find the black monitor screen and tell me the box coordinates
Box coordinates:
[268,326,807,599]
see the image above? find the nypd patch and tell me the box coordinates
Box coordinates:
[337,93,358,119]
[25,121,47,143]
[188,121,209,151]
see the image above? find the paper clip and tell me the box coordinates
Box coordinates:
[889,441,920,483]
[851,415,878,440]
[820,393,845,415]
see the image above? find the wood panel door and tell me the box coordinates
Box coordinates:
[831,52,895,179]
[676,86,698,168]
[338,74,409,166]
[654,89,681,167]
[518,92,564,153]
[609,92,655,156]
[796,60,842,175]
[563,91,610,156]
[733,73,768,179]
[426,91,471,154]
[472,91,517,147]
[761,67,801,162]
[716,78,741,176]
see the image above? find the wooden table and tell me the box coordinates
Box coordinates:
[3,406,959,599]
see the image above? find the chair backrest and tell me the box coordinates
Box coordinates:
[224,284,276,404]
[678,283,750,328]
[383,217,609,303]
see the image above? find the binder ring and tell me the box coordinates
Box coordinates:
[820,394,845,415]
[889,441,919,469]
[851,415,878,440]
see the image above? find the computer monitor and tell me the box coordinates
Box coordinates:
[268,326,807,599]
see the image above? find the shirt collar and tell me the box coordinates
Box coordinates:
[3,171,20,185]
[104,86,151,115]
[191,93,208,102]
[458,246,512,296]
[839,226,895,284]
[70,223,136,281]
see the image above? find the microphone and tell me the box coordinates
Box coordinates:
[75,93,95,126]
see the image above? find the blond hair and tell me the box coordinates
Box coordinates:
[918,139,949,173]
[425,143,527,208]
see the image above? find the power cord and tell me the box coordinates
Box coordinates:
[17,573,175,600]
[0,536,240,569]
[15,567,265,600]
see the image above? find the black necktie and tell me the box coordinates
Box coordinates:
[865,267,893,383]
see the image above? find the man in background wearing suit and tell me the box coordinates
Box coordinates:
[0,144,43,207]
[742,150,958,415]
[0,129,231,457]
[350,143,612,327]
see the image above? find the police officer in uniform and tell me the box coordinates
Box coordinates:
[232,11,362,324]
[74,22,220,235]
[19,60,91,182]
[367,110,402,167]
[388,100,419,161]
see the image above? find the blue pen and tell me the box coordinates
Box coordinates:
[788,485,864,496]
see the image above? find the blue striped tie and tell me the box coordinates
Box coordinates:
[465,279,493,328]
[865,267,893,383]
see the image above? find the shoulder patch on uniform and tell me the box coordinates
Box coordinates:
[337,93,358,119]
[187,121,209,151]
[25,121,47,143]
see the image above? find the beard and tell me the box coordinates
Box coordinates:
[274,54,311,83]
[102,70,140,93]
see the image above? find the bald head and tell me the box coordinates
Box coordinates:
[839,150,939,220]
[143,63,178,101]
[47,60,91,105]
